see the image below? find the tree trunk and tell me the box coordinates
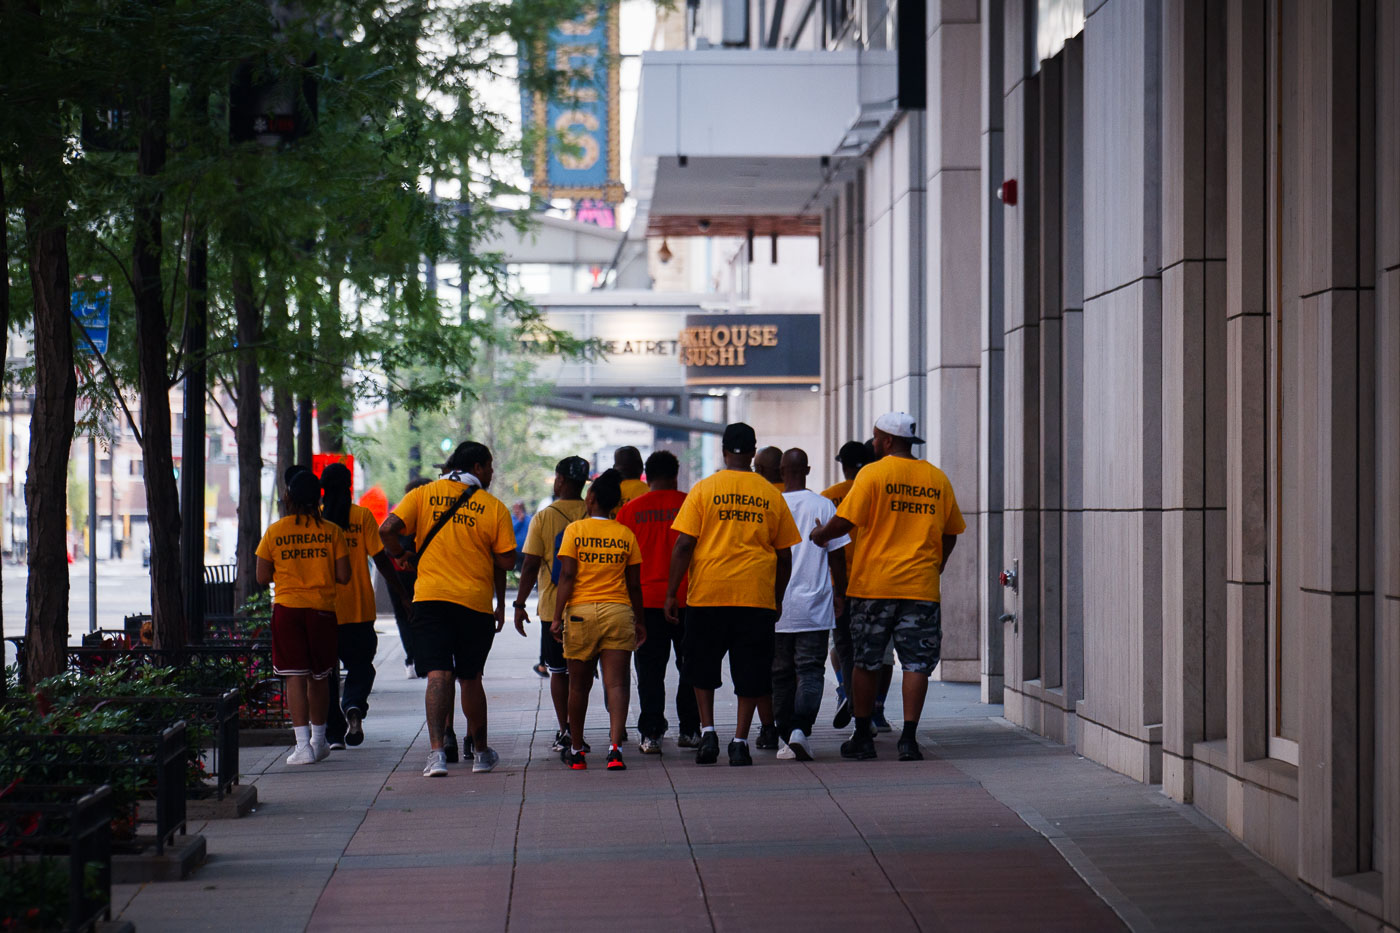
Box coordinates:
[267,287,295,514]
[132,51,184,650]
[181,220,208,640]
[231,256,263,609]
[316,278,346,454]
[21,170,77,686]
[297,396,314,464]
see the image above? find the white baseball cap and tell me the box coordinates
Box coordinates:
[873,411,924,444]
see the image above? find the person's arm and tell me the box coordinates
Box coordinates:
[371,552,411,605]
[811,515,854,548]
[514,554,542,635]
[378,515,413,566]
[256,557,275,586]
[494,564,509,632]
[941,534,958,572]
[493,548,517,570]
[828,546,848,618]
[773,547,792,618]
[625,563,647,647]
[334,555,352,585]
[552,556,578,641]
[665,533,696,624]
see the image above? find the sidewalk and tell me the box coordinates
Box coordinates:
[112,619,1345,933]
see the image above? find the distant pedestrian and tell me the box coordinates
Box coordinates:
[820,440,873,728]
[754,446,785,491]
[552,469,646,770]
[321,463,408,750]
[256,469,351,765]
[616,450,700,754]
[667,423,800,766]
[611,446,650,516]
[515,456,591,752]
[773,449,849,761]
[511,502,531,571]
[379,442,518,778]
[812,413,965,762]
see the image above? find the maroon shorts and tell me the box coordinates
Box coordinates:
[271,604,339,679]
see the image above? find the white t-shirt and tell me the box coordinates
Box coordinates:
[777,489,851,633]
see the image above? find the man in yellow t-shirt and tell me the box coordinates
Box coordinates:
[552,470,646,771]
[379,441,517,778]
[812,412,966,763]
[666,422,801,767]
[514,456,591,752]
[610,446,650,516]
[821,439,875,730]
[255,470,351,765]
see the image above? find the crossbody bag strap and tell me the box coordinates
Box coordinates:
[412,486,476,567]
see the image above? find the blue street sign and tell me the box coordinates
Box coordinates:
[72,288,111,355]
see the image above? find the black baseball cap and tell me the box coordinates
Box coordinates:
[835,440,871,466]
[556,456,590,485]
[721,422,757,454]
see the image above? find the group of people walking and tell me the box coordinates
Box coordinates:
[254,410,964,774]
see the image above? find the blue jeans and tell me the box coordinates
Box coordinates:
[772,629,830,739]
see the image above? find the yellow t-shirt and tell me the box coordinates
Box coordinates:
[611,478,651,518]
[391,479,516,613]
[836,457,966,602]
[671,470,802,609]
[821,479,860,570]
[334,503,384,625]
[256,515,349,611]
[521,499,589,620]
[557,517,641,607]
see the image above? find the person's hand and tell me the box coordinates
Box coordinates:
[513,606,529,636]
[551,619,564,643]
[664,595,679,625]
[833,595,846,618]
[634,620,647,648]
[808,527,824,546]
[494,604,506,633]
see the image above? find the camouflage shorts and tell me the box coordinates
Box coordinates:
[848,599,942,674]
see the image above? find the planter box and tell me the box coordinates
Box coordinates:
[0,784,116,933]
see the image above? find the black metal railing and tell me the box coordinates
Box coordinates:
[0,783,115,933]
[0,722,187,854]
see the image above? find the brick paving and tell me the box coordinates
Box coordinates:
[111,616,1343,932]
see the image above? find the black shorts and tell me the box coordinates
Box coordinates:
[412,600,496,680]
[542,618,567,674]
[682,606,777,697]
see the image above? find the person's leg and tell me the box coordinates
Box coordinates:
[792,630,830,736]
[833,604,854,694]
[601,649,631,746]
[731,609,776,742]
[459,676,488,750]
[424,671,453,750]
[756,695,775,732]
[456,610,498,759]
[390,583,415,672]
[325,666,347,742]
[285,674,310,726]
[633,607,670,740]
[340,622,378,718]
[550,672,570,730]
[735,696,758,739]
[672,612,700,736]
[890,601,942,738]
[566,658,595,752]
[694,687,716,728]
[770,632,798,740]
[901,672,930,724]
[306,675,329,727]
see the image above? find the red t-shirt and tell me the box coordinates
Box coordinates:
[615,488,688,609]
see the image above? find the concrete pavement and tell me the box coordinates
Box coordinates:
[110,613,1345,932]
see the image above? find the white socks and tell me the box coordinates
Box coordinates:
[311,724,327,745]
[294,725,311,747]
[701,726,716,735]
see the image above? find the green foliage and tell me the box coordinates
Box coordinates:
[0,857,103,932]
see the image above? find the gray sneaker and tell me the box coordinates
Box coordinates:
[677,732,701,749]
[472,746,500,773]
[639,736,662,754]
[423,749,448,777]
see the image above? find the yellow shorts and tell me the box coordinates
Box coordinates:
[563,601,637,661]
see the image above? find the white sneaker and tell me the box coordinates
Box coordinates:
[311,741,331,762]
[423,750,448,777]
[787,729,814,761]
[286,744,316,765]
[776,740,796,760]
[472,746,499,773]
[405,660,419,679]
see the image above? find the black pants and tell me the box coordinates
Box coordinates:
[326,621,378,742]
[633,608,700,739]
[832,604,854,694]
[388,569,417,664]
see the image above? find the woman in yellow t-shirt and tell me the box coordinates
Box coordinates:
[255,469,351,766]
[552,469,646,771]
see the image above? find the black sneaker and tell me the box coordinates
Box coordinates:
[551,728,570,752]
[832,697,853,729]
[606,748,626,770]
[677,732,701,748]
[443,728,459,763]
[695,731,720,765]
[755,724,779,750]
[727,740,753,766]
[463,734,474,761]
[345,710,365,747]
[897,737,924,761]
[561,748,587,770]
[840,730,877,760]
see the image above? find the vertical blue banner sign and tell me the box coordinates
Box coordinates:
[72,288,111,355]
[523,4,624,203]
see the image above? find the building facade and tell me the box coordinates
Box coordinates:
[636,0,1400,927]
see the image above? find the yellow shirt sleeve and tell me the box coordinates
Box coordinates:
[671,484,704,538]
[772,496,802,550]
[392,487,422,536]
[523,513,546,557]
[944,479,967,535]
[836,470,875,531]
[558,525,579,560]
[255,529,275,562]
[492,499,517,554]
